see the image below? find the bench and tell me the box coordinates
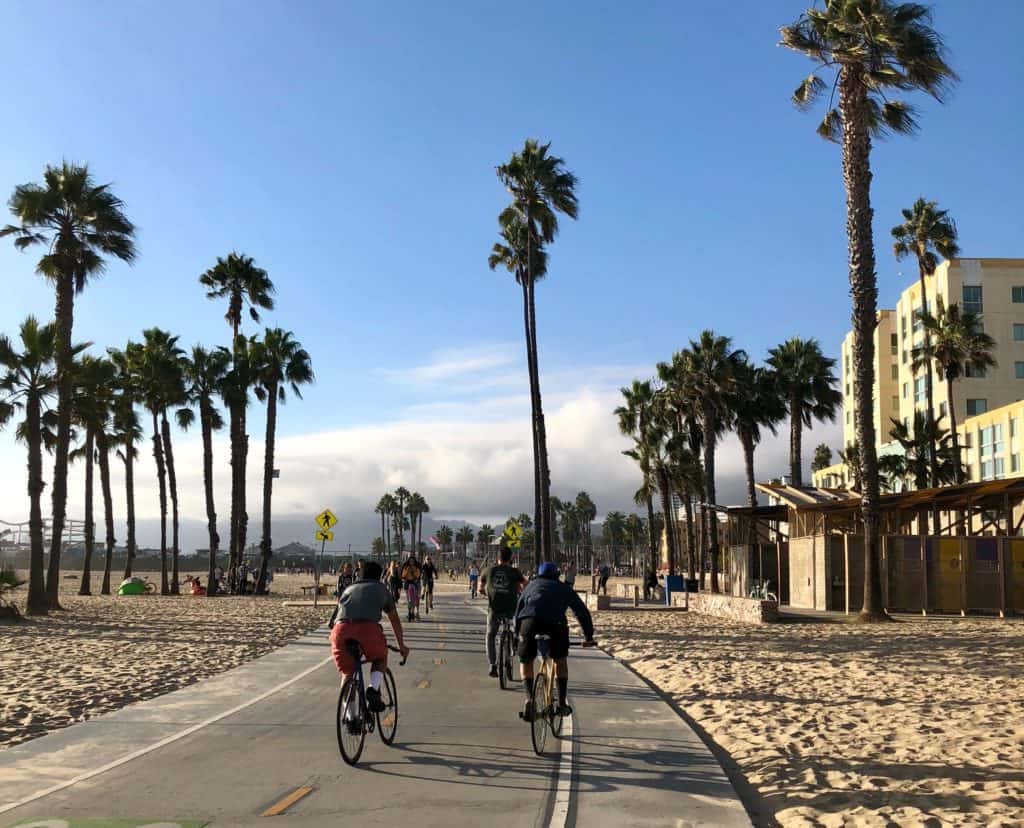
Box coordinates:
[301,584,329,597]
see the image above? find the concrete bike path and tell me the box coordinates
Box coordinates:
[1,593,749,828]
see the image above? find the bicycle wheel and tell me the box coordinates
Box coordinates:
[530,671,548,755]
[498,629,509,691]
[377,668,399,745]
[505,632,516,684]
[551,689,565,738]
[337,677,366,765]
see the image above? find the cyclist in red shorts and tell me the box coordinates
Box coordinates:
[329,560,410,712]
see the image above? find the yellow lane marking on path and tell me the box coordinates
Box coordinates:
[262,785,314,816]
[418,679,431,689]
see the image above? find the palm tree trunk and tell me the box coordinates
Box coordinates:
[151,410,169,595]
[123,436,137,580]
[645,492,657,575]
[947,376,963,483]
[239,408,250,573]
[740,428,757,507]
[79,428,96,596]
[704,415,721,594]
[526,276,554,562]
[97,432,115,596]
[201,405,219,596]
[26,393,47,616]
[656,466,678,576]
[380,511,386,559]
[228,403,240,590]
[918,265,940,533]
[385,516,391,558]
[698,501,707,591]
[521,264,544,567]
[682,488,696,580]
[45,273,75,610]
[789,398,803,487]
[257,382,278,593]
[840,65,884,620]
[161,412,181,595]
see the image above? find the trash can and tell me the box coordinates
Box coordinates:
[664,574,684,606]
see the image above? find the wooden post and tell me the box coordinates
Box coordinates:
[999,536,1007,620]
[843,533,850,615]
[960,533,968,617]
[776,540,783,607]
[881,533,889,611]
[633,584,639,608]
[920,533,928,616]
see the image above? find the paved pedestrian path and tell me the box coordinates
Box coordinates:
[1,593,749,827]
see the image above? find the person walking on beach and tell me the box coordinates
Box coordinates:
[598,562,611,596]
[387,561,402,603]
[468,562,480,599]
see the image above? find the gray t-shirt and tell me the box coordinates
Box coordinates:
[337,580,396,622]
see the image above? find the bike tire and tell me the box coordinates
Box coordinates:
[530,672,548,755]
[498,629,509,691]
[377,668,399,745]
[505,632,516,683]
[337,677,366,765]
[551,696,564,738]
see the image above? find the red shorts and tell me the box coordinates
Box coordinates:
[330,620,388,676]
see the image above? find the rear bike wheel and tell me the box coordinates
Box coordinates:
[498,629,510,690]
[337,677,366,765]
[377,668,399,745]
[530,671,548,755]
[504,631,516,684]
[551,689,565,738]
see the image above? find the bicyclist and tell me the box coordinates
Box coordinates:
[400,554,422,622]
[480,545,526,677]
[329,560,410,713]
[421,555,438,611]
[516,561,596,721]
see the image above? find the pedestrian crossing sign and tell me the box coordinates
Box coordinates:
[504,520,522,548]
[315,509,338,530]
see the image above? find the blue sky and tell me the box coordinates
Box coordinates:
[1,1,1022,547]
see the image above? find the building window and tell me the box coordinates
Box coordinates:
[1013,454,1020,474]
[912,301,930,331]
[963,285,983,315]
[1012,418,1019,438]
[890,333,898,355]
[891,365,898,380]
[965,363,987,378]
[1016,362,1024,380]
[1015,324,1024,342]
[901,315,907,337]
[964,432,972,448]
[891,395,899,411]
[1013,286,1024,303]
[914,376,926,403]
[967,398,988,416]
[902,382,909,400]
[980,424,1004,459]
[845,354,850,375]
[846,411,850,425]
[939,401,947,418]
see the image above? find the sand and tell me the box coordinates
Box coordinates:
[595,609,1024,828]
[1,572,331,750]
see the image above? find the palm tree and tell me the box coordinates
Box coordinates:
[913,300,997,481]
[811,443,833,474]
[839,441,863,492]
[179,346,229,595]
[455,525,474,567]
[886,412,962,491]
[393,487,410,554]
[375,495,393,558]
[602,511,627,564]
[0,318,66,615]
[95,393,119,595]
[476,524,495,556]
[69,356,115,595]
[732,359,786,507]
[407,492,426,555]
[892,197,960,489]
[251,329,314,592]
[2,162,137,609]
[108,349,142,580]
[417,496,430,553]
[767,338,842,487]
[200,253,275,587]
[436,524,454,564]
[615,380,660,576]
[575,491,596,560]
[494,139,579,562]
[666,332,746,592]
[781,0,957,620]
[625,513,644,572]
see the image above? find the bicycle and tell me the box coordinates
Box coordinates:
[522,635,591,756]
[750,579,778,603]
[405,582,420,621]
[336,641,407,766]
[422,581,433,615]
[497,615,516,690]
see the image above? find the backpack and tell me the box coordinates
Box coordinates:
[486,565,520,614]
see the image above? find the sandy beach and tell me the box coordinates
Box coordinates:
[596,608,1024,828]
[1,572,331,750]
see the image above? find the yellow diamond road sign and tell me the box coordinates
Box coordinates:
[504,521,522,541]
[315,509,338,530]
[315,528,334,543]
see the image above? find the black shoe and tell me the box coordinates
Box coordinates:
[366,687,386,713]
[556,703,573,717]
[488,665,499,678]
[520,699,536,722]
[345,717,362,735]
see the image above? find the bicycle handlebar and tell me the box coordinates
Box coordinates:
[388,645,409,666]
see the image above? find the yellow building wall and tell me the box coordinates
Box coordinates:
[840,309,899,452]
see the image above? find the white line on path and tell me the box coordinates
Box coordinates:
[0,652,334,816]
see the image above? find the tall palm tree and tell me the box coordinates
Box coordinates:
[892,197,960,488]
[665,332,745,592]
[436,524,454,563]
[375,495,392,558]
[494,139,579,562]
[406,492,425,555]
[602,511,626,564]
[108,349,142,580]
[811,443,833,474]
[393,487,410,554]
[624,513,643,572]
[615,380,661,576]
[2,162,137,609]
[913,300,997,481]
[731,359,786,507]
[69,356,115,595]
[575,491,597,560]
[476,524,495,556]
[179,346,230,595]
[886,412,962,491]
[95,392,119,595]
[0,318,67,615]
[200,253,275,587]
[767,338,842,488]
[782,0,957,620]
[456,525,474,567]
[250,329,314,592]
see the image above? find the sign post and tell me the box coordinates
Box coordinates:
[313,509,339,607]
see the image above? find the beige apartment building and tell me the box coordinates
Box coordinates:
[821,258,1024,490]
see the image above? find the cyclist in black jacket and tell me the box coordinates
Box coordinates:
[515,561,596,720]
